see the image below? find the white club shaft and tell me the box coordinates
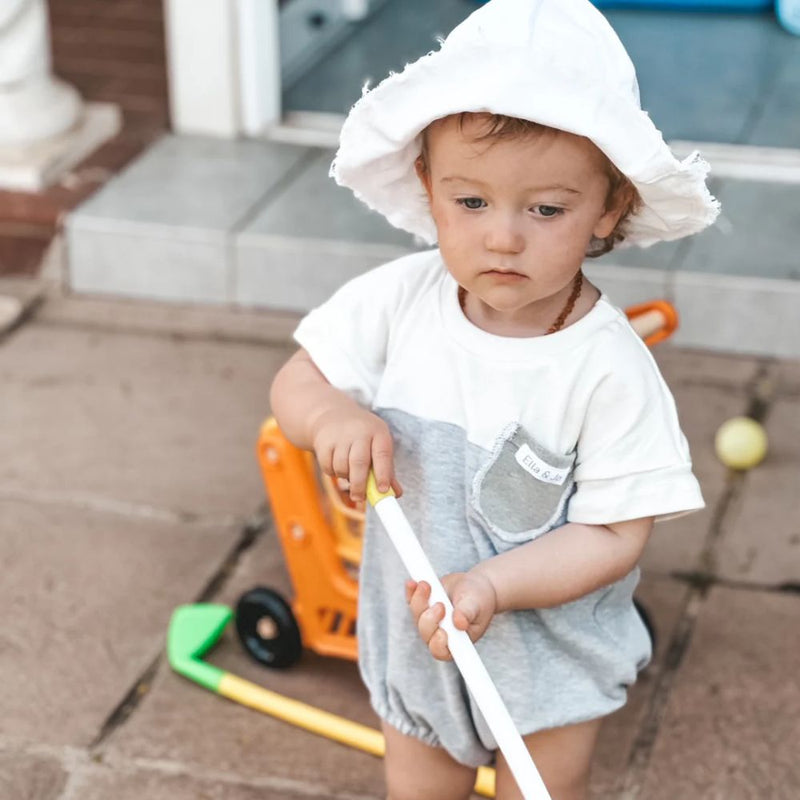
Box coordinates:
[372,496,552,800]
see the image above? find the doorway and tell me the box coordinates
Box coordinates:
[279,0,475,119]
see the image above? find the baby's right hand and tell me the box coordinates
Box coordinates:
[311,407,401,502]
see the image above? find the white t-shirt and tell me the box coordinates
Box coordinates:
[295,248,703,526]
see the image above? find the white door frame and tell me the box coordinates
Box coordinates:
[164,0,384,140]
[164,0,281,138]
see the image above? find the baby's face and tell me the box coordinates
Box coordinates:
[417,115,623,335]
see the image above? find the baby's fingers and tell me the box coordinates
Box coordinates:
[370,430,396,494]
[418,602,450,653]
[407,580,431,622]
[347,438,371,501]
[421,606,452,661]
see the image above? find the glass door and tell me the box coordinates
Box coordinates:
[279,0,475,130]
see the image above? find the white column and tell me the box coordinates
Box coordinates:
[165,0,281,138]
[0,0,120,190]
[0,0,82,146]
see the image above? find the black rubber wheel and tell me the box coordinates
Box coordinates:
[235,587,303,669]
[633,596,657,655]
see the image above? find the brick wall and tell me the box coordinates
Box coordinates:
[48,0,169,135]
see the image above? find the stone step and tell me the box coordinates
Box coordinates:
[66,134,800,358]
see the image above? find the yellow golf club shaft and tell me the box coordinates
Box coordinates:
[218,672,496,796]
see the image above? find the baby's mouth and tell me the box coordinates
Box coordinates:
[485,269,527,278]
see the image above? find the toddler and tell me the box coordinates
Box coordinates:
[271,1,719,798]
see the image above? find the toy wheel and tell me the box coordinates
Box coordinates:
[633,596,656,654]
[235,587,303,669]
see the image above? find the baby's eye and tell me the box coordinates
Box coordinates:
[533,205,563,217]
[457,197,486,210]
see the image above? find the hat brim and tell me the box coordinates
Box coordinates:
[332,38,719,248]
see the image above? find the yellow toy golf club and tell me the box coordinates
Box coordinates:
[167,603,497,797]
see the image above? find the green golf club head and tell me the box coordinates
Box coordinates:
[167,604,233,691]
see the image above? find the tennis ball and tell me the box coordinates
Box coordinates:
[714,417,768,470]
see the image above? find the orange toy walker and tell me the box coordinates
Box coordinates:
[235,301,677,669]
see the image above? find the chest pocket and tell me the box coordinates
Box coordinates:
[470,422,576,550]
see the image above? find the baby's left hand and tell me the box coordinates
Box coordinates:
[406,571,498,661]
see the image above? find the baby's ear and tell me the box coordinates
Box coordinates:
[595,182,636,238]
[593,206,620,240]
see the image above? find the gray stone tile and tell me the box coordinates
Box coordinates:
[235,149,417,310]
[679,179,800,281]
[583,262,670,310]
[66,136,310,304]
[241,150,415,248]
[0,748,68,799]
[638,587,800,799]
[592,239,682,274]
[671,270,800,358]
[0,323,292,516]
[67,227,229,304]
[714,397,800,586]
[235,239,414,312]
[104,532,385,799]
[70,136,310,235]
[589,576,690,798]
[0,499,234,746]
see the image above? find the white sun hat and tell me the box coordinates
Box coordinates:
[331,0,719,248]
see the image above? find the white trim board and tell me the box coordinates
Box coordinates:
[261,118,800,185]
[670,141,800,184]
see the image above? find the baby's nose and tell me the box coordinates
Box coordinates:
[485,215,525,254]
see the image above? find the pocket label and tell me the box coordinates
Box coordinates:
[515,443,569,486]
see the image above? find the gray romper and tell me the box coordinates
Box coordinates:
[294,250,704,767]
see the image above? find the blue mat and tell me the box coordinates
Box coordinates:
[591,1,771,9]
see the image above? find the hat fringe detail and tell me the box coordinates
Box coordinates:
[331,0,720,249]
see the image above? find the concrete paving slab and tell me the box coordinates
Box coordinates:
[0,747,68,799]
[589,575,691,798]
[653,345,762,390]
[639,348,759,575]
[776,358,800,397]
[35,292,302,347]
[637,587,800,799]
[105,504,693,800]
[0,499,235,747]
[65,764,349,800]
[103,530,386,799]
[0,323,292,518]
[715,397,800,586]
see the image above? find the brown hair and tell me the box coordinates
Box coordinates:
[417,113,642,257]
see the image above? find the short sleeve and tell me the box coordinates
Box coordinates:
[567,338,704,525]
[292,254,417,408]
